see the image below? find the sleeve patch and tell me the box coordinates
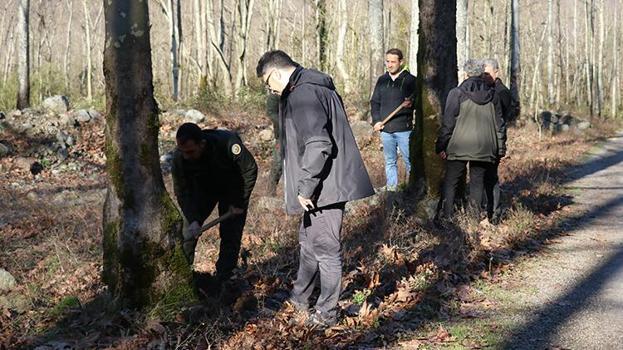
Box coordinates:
[231,144,241,155]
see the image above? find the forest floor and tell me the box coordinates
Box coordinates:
[0,105,621,349]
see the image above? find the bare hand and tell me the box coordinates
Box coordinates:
[401,98,413,108]
[438,151,447,160]
[229,206,245,216]
[373,122,384,132]
[297,195,315,211]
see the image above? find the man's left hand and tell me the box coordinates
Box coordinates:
[401,98,413,108]
[297,195,315,211]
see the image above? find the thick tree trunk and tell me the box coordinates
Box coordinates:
[369,0,384,96]
[408,0,418,72]
[411,0,457,196]
[509,0,521,119]
[16,0,30,110]
[456,0,468,80]
[103,0,193,309]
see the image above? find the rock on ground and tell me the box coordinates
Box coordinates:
[42,95,70,114]
[0,268,16,292]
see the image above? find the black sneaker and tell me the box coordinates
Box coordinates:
[305,310,337,329]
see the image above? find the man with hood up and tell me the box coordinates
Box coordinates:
[435,59,506,220]
[256,50,375,327]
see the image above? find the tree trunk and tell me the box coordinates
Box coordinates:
[408,0,418,72]
[584,0,594,118]
[509,0,521,119]
[315,0,328,71]
[411,0,457,195]
[16,0,30,110]
[335,0,350,94]
[102,0,193,308]
[264,0,282,51]
[83,0,92,101]
[456,0,468,80]
[546,0,555,107]
[64,0,73,91]
[369,0,384,95]
[234,0,255,96]
[612,3,619,118]
[596,0,604,117]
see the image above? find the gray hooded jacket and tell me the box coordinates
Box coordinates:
[279,66,375,214]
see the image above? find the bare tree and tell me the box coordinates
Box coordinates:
[408,0,418,72]
[456,0,468,80]
[102,0,192,307]
[16,0,30,110]
[411,0,457,195]
[509,0,521,118]
[63,0,73,91]
[335,0,350,94]
[234,0,255,95]
[263,0,282,51]
[368,0,384,94]
[612,2,619,118]
[315,0,328,71]
[156,0,183,101]
[546,0,554,107]
[82,0,93,101]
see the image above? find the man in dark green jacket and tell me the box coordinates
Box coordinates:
[436,59,506,220]
[172,122,257,288]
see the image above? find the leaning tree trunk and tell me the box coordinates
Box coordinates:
[411,0,457,196]
[102,0,193,309]
[16,0,30,110]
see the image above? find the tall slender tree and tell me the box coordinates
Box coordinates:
[509,0,521,118]
[369,0,384,95]
[546,0,555,107]
[456,0,468,81]
[102,0,193,308]
[16,0,30,110]
[408,0,418,72]
[411,0,457,195]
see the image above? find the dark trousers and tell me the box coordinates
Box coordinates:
[267,146,283,196]
[183,198,247,280]
[483,161,502,220]
[441,160,496,219]
[291,203,345,317]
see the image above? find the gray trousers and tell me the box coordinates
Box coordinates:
[291,203,345,316]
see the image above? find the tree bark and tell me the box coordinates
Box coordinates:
[546,0,555,107]
[411,0,457,195]
[234,0,255,95]
[408,0,418,73]
[369,0,384,95]
[102,0,193,308]
[335,0,350,94]
[16,0,30,110]
[612,3,619,118]
[63,0,73,91]
[596,0,604,117]
[456,0,468,80]
[83,0,93,101]
[509,0,521,119]
[315,0,328,71]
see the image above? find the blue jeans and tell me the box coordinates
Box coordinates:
[380,130,411,189]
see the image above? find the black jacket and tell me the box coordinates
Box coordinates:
[370,70,416,133]
[435,75,506,162]
[494,78,513,122]
[172,129,258,223]
[279,66,375,214]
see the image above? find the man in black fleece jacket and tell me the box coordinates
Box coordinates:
[436,59,506,220]
[371,48,416,191]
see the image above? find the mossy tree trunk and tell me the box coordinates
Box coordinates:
[102,0,194,309]
[410,0,458,196]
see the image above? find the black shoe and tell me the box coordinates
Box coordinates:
[305,310,337,329]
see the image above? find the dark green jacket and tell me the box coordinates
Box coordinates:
[172,129,257,223]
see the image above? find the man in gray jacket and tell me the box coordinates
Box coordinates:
[435,59,506,220]
[256,50,375,327]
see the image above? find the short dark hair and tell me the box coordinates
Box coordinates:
[385,48,404,60]
[176,122,203,144]
[256,50,297,77]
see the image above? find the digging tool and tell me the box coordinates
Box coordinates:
[379,104,405,127]
[184,211,235,242]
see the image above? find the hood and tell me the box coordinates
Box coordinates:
[459,75,495,105]
[287,66,336,93]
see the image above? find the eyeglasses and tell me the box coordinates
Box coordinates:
[264,69,276,91]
